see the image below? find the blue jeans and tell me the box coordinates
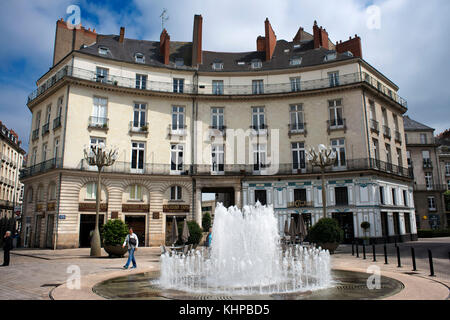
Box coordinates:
[124,247,137,268]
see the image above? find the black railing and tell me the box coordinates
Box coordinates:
[129,121,149,133]
[414,184,447,191]
[370,119,379,132]
[20,158,62,179]
[32,128,39,141]
[53,116,61,130]
[394,130,402,142]
[423,159,432,168]
[42,123,50,136]
[88,116,109,129]
[383,125,391,138]
[28,66,408,107]
[327,119,346,134]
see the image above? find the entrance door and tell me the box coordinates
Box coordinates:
[332,212,354,244]
[393,212,400,235]
[381,212,389,237]
[79,214,105,248]
[255,190,267,205]
[46,214,55,249]
[125,215,146,246]
[34,215,43,248]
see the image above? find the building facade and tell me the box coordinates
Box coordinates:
[437,130,450,227]
[404,116,448,230]
[21,16,416,248]
[0,121,25,240]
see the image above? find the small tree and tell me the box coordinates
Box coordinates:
[202,212,212,232]
[177,220,203,245]
[309,218,343,244]
[101,219,129,246]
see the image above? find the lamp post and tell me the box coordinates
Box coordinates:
[83,145,118,257]
[306,144,336,219]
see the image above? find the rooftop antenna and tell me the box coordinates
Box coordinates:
[160,8,169,30]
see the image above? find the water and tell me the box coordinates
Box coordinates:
[157,202,332,295]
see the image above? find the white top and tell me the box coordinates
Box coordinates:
[123,233,139,249]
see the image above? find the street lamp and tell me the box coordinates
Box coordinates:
[306,144,336,219]
[83,144,118,257]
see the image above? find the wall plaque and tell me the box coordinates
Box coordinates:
[111,211,119,219]
[163,204,190,213]
[152,212,160,219]
[47,202,56,211]
[122,204,150,213]
[78,203,108,212]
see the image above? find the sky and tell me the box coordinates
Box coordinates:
[0,0,449,153]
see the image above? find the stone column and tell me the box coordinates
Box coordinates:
[195,187,202,227]
[234,185,242,208]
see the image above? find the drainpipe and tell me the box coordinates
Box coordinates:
[54,172,62,250]
[360,63,371,162]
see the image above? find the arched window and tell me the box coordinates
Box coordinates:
[48,183,56,200]
[86,182,97,200]
[37,186,44,202]
[27,188,33,203]
[129,184,142,201]
[170,185,182,200]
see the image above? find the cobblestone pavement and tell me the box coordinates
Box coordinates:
[0,238,449,300]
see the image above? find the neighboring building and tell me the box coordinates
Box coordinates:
[436,129,450,227]
[403,116,447,230]
[0,121,26,239]
[21,15,416,248]
[201,199,216,216]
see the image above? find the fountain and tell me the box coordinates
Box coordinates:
[158,202,332,295]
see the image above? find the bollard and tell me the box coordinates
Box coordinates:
[356,243,359,258]
[363,243,366,260]
[396,245,401,267]
[384,244,388,264]
[411,247,417,271]
[428,249,435,277]
[372,244,376,262]
[352,242,354,256]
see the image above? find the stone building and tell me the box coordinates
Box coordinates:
[21,15,416,248]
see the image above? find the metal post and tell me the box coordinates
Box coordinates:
[411,247,417,271]
[428,249,435,277]
[356,243,359,258]
[396,245,401,267]
[351,242,354,256]
[384,244,388,264]
[363,243,366,260]
[372,244,376,262]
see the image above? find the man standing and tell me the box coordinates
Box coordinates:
[2,231,13,266]
[122,227,138,269]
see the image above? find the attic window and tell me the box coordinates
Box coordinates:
[324,53,337,62]
[135,53,145,63]
[290,57,302,66]
[98,47,109,55]
[251,59,262,69]
[284,49,290,53]
[293,44,301,49]
[237,61,245,65]
[175,58,184,67]
[212,62,223,70]
[342,51,353,57]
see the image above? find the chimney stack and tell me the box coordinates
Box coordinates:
[192,14,203,66]
[264,18,277,61]
[336,34,362,58]
[293,27,304,43]
[160,29,170,65]
[119,27,125,43]
[313,20,329,50]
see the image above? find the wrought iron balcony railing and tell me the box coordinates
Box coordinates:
[20,158,63,179]
[88,116,109,129]
[53,116,62,130]
[369,119,379,133]
[129,121,149,133]
[42,123,50,136]
[394,130,402,143]
[327,118,346,134]
[28,66,408,107]
[383,125,391,138]
[32,128,39,141]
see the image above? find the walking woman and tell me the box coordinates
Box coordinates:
[122,227,139,269]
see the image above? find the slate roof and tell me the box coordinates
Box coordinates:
[403,115,434,131]
[76,34,356,72]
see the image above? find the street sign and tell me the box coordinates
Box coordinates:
[59,215,66,220]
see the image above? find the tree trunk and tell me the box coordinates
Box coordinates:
[90,168,102,257]
[321,168,326,219]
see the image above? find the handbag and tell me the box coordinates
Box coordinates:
[128,236,137,246]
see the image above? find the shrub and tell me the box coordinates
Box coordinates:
[202,212,212,232]
[360,221,370,230]
[418,229,450,238]
[177,220,203,245]
[101,219,129,246]
[308,218,343,244]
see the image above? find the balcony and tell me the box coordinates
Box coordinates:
[1,153,10,163]
[88,116,109,130]
[405,136,437,145]
[42,123,50,136]
[423,159,433,168]
[369,119,379,133]
[250,124,269,136]
[167,124,187,137]
[327,119,346,134]
[129,121,149,134]
[19,158,63,179]
[32,128,39,141]
[207,125,226,140]
[413,184,446,191]
[394,130,402,143]
[383,125,391,138]
[288,123,307,137]
[27,66,408,107]
[53,116,62,130]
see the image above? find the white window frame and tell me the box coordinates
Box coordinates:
[170,186,182,200]
[252,80,264,94]
[92,97,108,126]
[290,77,301,92]
[292,142,306,172]
[135,53,145,64]
[170,144,184,174]
[253,143,267,173]
[427,196,436,211]
[211,144,224,175]
[171,106,186,134]
[290,104,304,131]
[132,103,147,129]
[96,67,109,83]
[131,142,145,173]
[129,184,143,201]
[135,74,147,89]
[425,172,433,190]
[212,80,224,95]
[328,71,339,87]
[211,107,224,130]
[252,106,265,130]
[331,138,346,168]
[86,182,97,200]
[173,78,184,93]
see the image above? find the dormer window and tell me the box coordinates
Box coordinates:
[251,59,262,69]
[293,44,301,49]
[324,53,337,62]
[212,62,223,70]
[237,61,245,66]
[135,53,145,63]
[175,58,184,67]
[290,57,302,66]
[98,47,109,55]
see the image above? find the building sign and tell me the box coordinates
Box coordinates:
[78,203,108,212]
[163,204,189,213]
[47,202,56,211]
[287,200,311,208]
[152,212,160,219]
[59,215,66,220]
[36,203,44,212]
[111,211,119,219]
[122,204,150,213]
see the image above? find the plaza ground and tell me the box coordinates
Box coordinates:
[0,238,448,300]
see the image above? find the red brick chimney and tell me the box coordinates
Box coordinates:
[293,27,304,42]
[256,36,265,52]
[313,20,329,50]
[264,18,277,61]
[119,27,125,43]
[336,35,362,58]
[160,29,170,65]
[192,14,203,66]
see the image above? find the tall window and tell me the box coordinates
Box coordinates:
[251,107,265,130]
[328,71,339,87]
[294,189,307,201]
[212,80,224,95]
[396,148,403,168]
[35,111,41,130]
[45,104,51,125]
[373,139,380,161]
[422,150,431,167]
[335,187,348,206]
[170,186,182,200]
[173,78,184,93]
[135,74,147,89]
[172,106,185,131]
[90,137,105,154]
[54,138,60,159]
[211,145,224,173]
[290,104,304,131]
[379,186,385,205]
[253,143,267,172]
[170,144,184,172]
[329,99,343,127]
[42,144,48,162]
[420,133,427,144]
[86,182,98,200]
[403,190,408,206]
[382,108,388,127]
[290,77,301,92]
[92,97,107,126]
[96,67,108,83]
[129,184,143,200]
[31,148,37,166]
[57,96,63,118]
[445,162,450,176]
[427,196,436,210]
[331,139,346,167]
[49,184,56,200]
[393,114,399,131]
[385,143,392,163]
[392,188,397,205]
[252,80,264,94]
[133,103,147,128]
[425,172,433,190]
[292,142,306,171]
[131,142,145,172]
[254,190,267,205]
[406,151,411,167]
[211,107,224,130]
[369,100,376,120]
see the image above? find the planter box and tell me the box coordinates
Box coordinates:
[104,245,128,258]
[317,242,339,254]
